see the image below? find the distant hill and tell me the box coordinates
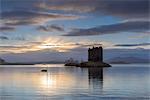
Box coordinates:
[0,58,6,64]
[107,57,150,64]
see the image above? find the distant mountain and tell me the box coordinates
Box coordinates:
[107,57,150,64]
[0,57,6,64]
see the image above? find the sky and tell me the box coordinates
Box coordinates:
[0,0,150,62]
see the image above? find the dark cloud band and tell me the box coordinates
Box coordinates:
[38,0,149,19]
[64,21,150,36]
[115,43,150,47]
[37,25,64,32]
[0,36,9,40]
[0,26,15,31]
[0,10,79,26]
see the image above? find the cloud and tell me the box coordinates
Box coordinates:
[1,10,80,26]
[0,45,32,53]
[37,0,149,19]
[129,32,150,39]
[0,26,15,31]
[4,21,37,26]
[0,36,9,40]
[0,45,41,53]
[41,43,102,48]
[0,37,75,53]
[1,0,148,30]
[0,45,28,49]
[12,37,26,41]
[95,0,149,19]
[3,0,148,19]
[115,43,150,47]
[37,1,95,13]
[37,24,64,32]
[0,35,26,41]
[63,21,150,36]
[0,35,112,53]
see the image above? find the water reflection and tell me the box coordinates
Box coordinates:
[0,65,149,100]
[88,68,103,80]
[88,68,103,90]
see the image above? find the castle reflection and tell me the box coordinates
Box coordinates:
[88,68,103,90]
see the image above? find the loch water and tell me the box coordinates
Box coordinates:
[0,64,149,100]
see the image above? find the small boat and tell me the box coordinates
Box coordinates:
[41,69,47,72]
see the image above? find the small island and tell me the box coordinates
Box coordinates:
[65,46,111,67]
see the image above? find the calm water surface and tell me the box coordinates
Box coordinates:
[0,64,149,100]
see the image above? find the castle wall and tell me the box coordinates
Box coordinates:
[88,47,103,62]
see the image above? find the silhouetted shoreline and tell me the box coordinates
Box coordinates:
[0,62,64,65]
[0,62,149,65]
[0,63,35,65]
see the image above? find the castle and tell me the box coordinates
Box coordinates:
[77,46,111,67]
[88,47,103,62]
[65,46,111,67]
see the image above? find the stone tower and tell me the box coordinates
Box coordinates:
[88,47,103,62]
